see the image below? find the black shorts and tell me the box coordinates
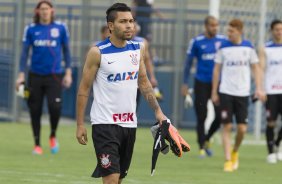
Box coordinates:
[265,94,282,121]
[91,124,136,179]
[219,93,249,124]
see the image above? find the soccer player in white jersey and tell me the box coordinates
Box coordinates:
[76,3,167,184]
[259,19,282,164]
[212,19,266,172]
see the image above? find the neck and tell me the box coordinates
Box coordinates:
[204,32,215,38]
[231,37,242,44]
[273,38,282,44]
[40,19,51,25]
[109,35,127,48]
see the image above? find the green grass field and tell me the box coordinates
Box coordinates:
[0,122,280,184]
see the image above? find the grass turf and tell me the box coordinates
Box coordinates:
[0,122,280,184]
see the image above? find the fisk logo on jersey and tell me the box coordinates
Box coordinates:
[113,113,134,122]
[34,40,57,47]
[272,84,282,90]
[107,71,138,82]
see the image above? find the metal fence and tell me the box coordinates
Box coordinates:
[0,0,208,127]
[0,0,281,138]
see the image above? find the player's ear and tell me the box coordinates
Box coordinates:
[107,22,114,33]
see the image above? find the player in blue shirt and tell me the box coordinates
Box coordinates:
[182,16,226,158]
[15,0,72,155]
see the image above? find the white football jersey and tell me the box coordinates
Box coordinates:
[90,38,140,128]
[215,40,259,96]
[264,41,282,94]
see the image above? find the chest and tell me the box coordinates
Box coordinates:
[30,26,61,47]
[222,47,252,63]
[100,50,140,74]
[196,40,222,53]
[266,48,282,67]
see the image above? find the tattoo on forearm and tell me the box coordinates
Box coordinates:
[138,74,160,111]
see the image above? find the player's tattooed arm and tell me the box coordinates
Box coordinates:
[138,43,160,112]
[138,44,166,124]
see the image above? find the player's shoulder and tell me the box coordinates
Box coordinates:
[53,21,68,29]
[188,34,204,46]
[24,23,36,30]
[96,38,111,50]
[53,20,65,26]
[215,34,227,40]
[264,40,282,48]
[132,36,145,43]
[265,40,274,47]
[194,34,205,41]
[220,39,254,49]
[218,39,232,49]
[127,40,141,50]
[241,40,254,48]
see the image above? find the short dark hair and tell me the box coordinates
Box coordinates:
[270,19,282,30]
[106,3,131,22]
[33,0,54,24]
[204,15,217,25]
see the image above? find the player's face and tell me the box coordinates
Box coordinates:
[272,23,282,41]
[205,19,219,37]
[110,12,134,40]
[38,3,53,23]
[227,26,241,42]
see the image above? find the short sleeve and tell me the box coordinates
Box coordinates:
[214,49,223,64]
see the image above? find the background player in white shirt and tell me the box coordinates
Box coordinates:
[259,19,282,164]
[212,19,265,172]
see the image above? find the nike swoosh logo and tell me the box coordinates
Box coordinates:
[108,61,117,64]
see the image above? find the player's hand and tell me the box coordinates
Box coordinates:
[212,92,220,105]
[181,84,189,96]
[254,89,266,102]
[76,125,88,145]
[62,73,72,88]
[153,87,163,101]
[16,73,25,91]
[184,94,193,109]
